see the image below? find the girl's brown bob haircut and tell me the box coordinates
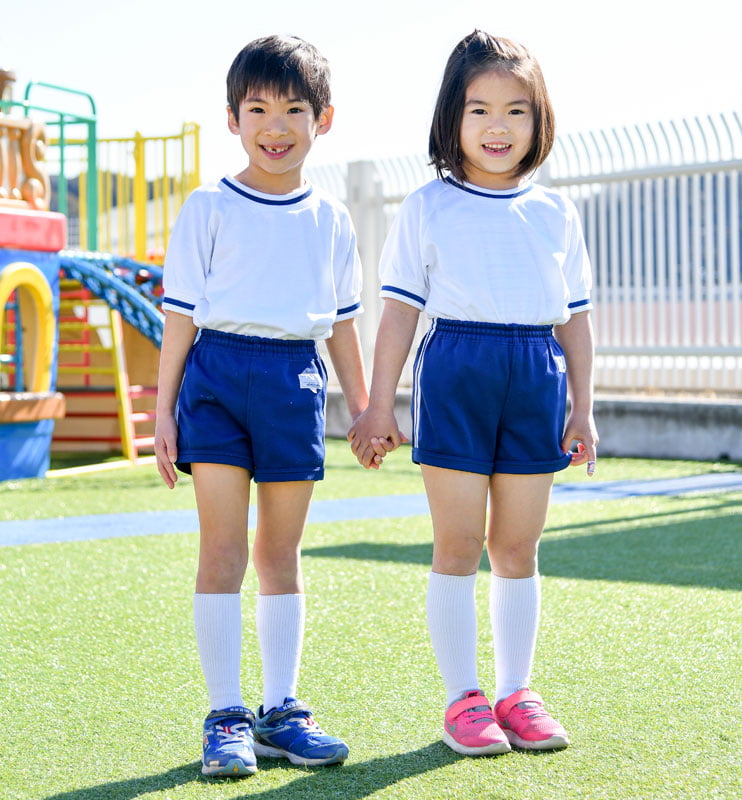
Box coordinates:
[429,30,556,183]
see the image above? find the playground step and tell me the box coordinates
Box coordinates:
[53,277,157,460]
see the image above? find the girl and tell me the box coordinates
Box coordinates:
[349,30,598,756]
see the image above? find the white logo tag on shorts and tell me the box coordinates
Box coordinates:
[298,369,323,393]
[554,355,567,373]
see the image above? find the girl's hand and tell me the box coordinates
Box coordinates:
[561,410,599,476]
[348,407,406,469]
[154,413,179,488]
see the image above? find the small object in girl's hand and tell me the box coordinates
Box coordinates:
[587,460,596,476]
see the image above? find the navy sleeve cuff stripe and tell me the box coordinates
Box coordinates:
[568,298,590,309]
[337,301,361,316]
[163,297,195,311]
[381,285,426,306]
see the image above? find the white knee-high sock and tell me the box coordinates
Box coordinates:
[427,571,480,707]
[490,573,541,703]
[193,592,244,711]
[256,593,305,712]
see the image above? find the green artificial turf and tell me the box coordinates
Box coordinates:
[0,445,740,799]
[0,438,739,521]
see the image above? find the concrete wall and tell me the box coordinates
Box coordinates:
[326,390,742,462]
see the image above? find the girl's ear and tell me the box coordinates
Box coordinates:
[315,105,334,137]
[227,105,239,134]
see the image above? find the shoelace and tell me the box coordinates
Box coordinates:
[513,701,547,720]
[459,704,495,725]
[215,721,253,744]
[285,711,320,731]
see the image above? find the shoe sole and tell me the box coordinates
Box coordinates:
[502,730,570,750]
[442,730,511,756]
[202,758,258,776]
[254,740,348,766]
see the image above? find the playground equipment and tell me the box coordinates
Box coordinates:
[0,70,198,475]
[0,69,66,479]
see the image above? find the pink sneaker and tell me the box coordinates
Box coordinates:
[494,689,570,750]
[443,690,511,756]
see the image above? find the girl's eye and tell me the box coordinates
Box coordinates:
[471,108,487,115]
[509,109,526,116]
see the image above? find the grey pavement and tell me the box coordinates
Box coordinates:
[1,471,740,548]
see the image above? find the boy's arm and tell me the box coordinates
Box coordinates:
[348,299,420,468]
[324,317,369,423]
[553,310,599,474]
[155,311,198,488]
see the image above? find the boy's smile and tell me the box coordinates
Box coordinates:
[228,92,333,194]
[459,69,534,190]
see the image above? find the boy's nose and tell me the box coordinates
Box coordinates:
[264,115,289,136]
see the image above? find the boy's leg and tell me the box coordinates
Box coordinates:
[251,480,349,765]
[486,472,552,703]
[252,480,314,709]
[192,463,251,711]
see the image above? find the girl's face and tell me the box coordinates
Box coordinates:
[459,69,535,190]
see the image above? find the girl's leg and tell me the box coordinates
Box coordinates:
[192,462,251,711]
[421,465,489,705]
[486,472,553,703]
[252,480,314,711]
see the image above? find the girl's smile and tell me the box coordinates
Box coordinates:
[459,69,534,190]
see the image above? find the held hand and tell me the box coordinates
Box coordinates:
[348,407,407,469]
[154,414,179,489]
[561,410,599,477]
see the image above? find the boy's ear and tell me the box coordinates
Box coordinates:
[227,105,239,134]
[315,105,334,137]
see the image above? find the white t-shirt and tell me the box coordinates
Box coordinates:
[379,177,592,325]
[162,176,363,340]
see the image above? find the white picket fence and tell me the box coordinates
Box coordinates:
[307,111,742,395]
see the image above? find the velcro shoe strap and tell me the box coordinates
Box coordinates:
[497,689,543,718]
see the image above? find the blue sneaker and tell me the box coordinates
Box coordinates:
[201,706,257,777]
[253,697,349,766]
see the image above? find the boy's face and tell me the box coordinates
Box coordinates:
[227,90,333,194]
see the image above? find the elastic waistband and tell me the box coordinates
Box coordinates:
[197,328,318,356]
[431,318,554,342]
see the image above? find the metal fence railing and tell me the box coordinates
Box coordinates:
[307,111,742,395]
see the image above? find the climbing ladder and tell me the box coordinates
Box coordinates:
[54,276,156,461]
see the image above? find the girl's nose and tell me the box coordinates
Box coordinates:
[486,117,508,134]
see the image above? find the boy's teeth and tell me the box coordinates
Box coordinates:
[264,145,289,153]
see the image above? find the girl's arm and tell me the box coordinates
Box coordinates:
[554,310,599,474]
[154,311,198,488]
[348,298,420,468]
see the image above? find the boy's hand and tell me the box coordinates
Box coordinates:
[348,407,406,469]
[154,414,179,488]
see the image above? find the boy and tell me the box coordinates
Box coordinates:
[155,35,369,776]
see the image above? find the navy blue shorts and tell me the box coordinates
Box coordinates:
[175,329,327,482]
[411,319,572,475]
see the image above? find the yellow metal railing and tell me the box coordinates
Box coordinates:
[53,122,199,260]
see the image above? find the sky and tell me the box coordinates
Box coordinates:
[3,0,738,181]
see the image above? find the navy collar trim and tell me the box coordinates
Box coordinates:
[444,176,532,199]
[220,176,313,205]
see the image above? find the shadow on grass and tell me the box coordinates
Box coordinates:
[41,744,462,800]
[304,495,742,591]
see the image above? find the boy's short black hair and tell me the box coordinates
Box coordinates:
[429,30,556,183]
[227,35,331,120]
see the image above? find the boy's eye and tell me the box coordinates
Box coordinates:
[287,106,305,114]
[247,106,265,114]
